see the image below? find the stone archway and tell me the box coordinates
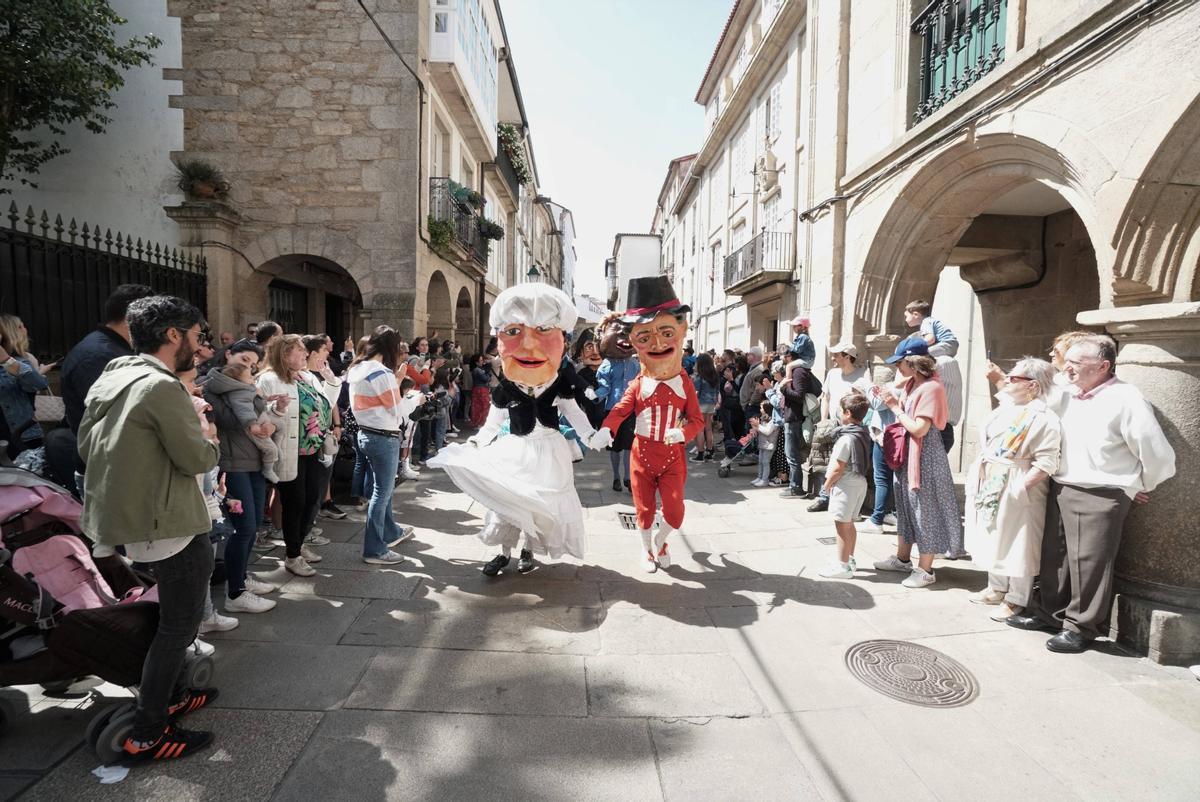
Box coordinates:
[426,270,453,336]
[854,133,1114,335]
[454,287,475,348]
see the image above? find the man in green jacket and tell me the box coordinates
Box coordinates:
[79,295,221,764]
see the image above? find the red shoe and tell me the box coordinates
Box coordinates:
[168,687,219,720]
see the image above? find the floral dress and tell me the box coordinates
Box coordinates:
[296,378,332,457]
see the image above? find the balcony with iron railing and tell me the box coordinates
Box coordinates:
[429,177,491,272]
[723,230,793,295]
[912,0,1008,124]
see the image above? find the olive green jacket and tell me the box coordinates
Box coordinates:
[78,355,219,546]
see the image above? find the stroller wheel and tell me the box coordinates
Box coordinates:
[85,703,131,753]
[183,654,215,689]
[94,708,137,765]
[717,466,731,478]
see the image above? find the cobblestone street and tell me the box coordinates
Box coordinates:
[3,453,1198,800]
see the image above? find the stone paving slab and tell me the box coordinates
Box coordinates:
[21,709,321,801]
[0,691,99,773]
[585,653,766,718]
[410,573,605,609]
[207,641,376,711]
[273,709,662,802]
[277,566,423,600]
[596,606,726,655]
[340,599,602,655]
[346,647,589,717]
[649,716,824,801]
[205,591,369,645]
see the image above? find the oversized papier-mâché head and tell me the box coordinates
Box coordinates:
[597,312,634,361]
[491,283,577,387]
[622,276,690,381]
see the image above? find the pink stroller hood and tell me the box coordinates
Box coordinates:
[0,468,83,537]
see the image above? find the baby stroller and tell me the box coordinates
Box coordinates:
[716,434,756,479]
[0,467,213,764]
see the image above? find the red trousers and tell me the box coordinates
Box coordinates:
[630,436,688,530]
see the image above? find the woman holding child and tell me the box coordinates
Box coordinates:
[872,336,963,588]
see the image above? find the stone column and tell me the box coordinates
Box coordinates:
[1077,302,1200,664]
[864,333,903,384]
[165,201,243,335]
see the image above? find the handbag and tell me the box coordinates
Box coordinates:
[883,421,909,470]
[34,388,65,424]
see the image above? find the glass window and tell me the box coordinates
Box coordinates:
[434,12,447,33]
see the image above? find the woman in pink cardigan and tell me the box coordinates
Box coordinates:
[872,337,963,588]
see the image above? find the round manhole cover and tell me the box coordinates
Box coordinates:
[845,640,978,707]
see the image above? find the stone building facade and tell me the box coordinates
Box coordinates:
[166,0,568,349]
[657,0,1200,663]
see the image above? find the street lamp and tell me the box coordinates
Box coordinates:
[526,265,542,283]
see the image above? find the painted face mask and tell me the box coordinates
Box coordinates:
[629,312,687,381]
[598,320,634,361]
[497,322,565,387]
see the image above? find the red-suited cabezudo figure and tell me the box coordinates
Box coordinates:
[597,277,703,573]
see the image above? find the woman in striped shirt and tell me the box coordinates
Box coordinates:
[348,326,413,565]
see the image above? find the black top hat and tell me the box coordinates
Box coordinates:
[621,276,691,324]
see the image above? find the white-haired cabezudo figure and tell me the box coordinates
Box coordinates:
[428,284,611,576]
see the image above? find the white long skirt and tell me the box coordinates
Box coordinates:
[427,425,586,559]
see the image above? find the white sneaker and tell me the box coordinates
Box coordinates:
[642,550,658,573]
[300,545,323,563]
[990,602,1023,621]
[387,527,415,548]
[198,610,239,634]
[873,555,914,573]
[902,568,936,588]
[244,576,278,595]
[859,520,885,534]
[819,561,853,579]
[308,526,324,537]
[363,550,406,566]
[285,556,316,577]
[970,588,1006,605]
[656,543,671,569]
[882,514,898,527]
[750,479,766,487]
[191,637,215,657]
[305,532,331,546]
[226,590,277,613]
[848,556,857,572]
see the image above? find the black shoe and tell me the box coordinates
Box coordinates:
[623,478,631,490]
[704,450,714,461]
[807,498,829,512]
[1046,630,1088,653]
[319,501,347,520]
[122,724,214,764]
[612,478,622,492]
[779,487,803,498]
[1005,614,1058,633]
[481,554,510,577]
[690,452,707,463]
[517,549,536,573]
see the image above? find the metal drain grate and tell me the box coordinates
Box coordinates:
[616,512,639,530]
[816,536,837,545]
[845,640,978,708]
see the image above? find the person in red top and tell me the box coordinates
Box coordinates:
[597,277,703,573]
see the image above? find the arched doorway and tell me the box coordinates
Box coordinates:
[255,254,364,344]
[455,287,475,349]
[427,271,453,337]
[854,134,1106,469]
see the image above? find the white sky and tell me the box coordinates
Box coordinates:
[500,0,735,299]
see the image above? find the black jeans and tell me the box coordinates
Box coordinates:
[276,454,325,559]
[133,534,213,741]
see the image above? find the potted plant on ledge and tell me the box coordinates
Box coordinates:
[477,218,504,241]
[175,159,230,201]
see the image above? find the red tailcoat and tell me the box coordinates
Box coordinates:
[602,374,704,530]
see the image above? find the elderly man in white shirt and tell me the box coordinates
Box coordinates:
[1007,334,1176,653]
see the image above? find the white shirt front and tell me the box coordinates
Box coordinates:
[1055,378,1176,498]
[822,365,870,418]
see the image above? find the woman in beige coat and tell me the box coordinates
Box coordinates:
[965,357,1062,620]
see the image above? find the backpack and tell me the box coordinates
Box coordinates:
[10,534,118,614]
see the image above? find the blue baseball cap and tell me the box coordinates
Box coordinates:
[884,336,930,364]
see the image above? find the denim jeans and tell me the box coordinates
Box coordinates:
[223,471,266,599]
[756,449,773,482]
[433,413,447,451]
[276,454,325,559]
[783,421,808,491]
[358,431,402,558]
[132,534,213,741]
[351,442,373,499]
[870,441,894,525]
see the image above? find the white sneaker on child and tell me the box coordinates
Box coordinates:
[818,561,853,579]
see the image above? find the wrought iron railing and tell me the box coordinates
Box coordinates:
[723,230,792,290]
[912,0,1007,123]
[494,139,521,202]
[1,202,207,361]
[428,177,489,268]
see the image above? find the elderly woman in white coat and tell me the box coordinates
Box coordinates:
[965,357,1062,620]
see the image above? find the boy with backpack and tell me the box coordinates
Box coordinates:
[817,391,873,578]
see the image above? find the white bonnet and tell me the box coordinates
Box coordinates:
[490,283,577,332]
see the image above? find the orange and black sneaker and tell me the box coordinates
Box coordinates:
[122,725,214,764]
[168,687,219,720]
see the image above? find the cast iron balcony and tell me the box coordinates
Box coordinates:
[429,177,491,271]
[723,230,793,294]
[913,0,1008,123]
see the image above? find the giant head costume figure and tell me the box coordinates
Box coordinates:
[491,283,577,387]
[621,276,690,381]
[597,312,635,362]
